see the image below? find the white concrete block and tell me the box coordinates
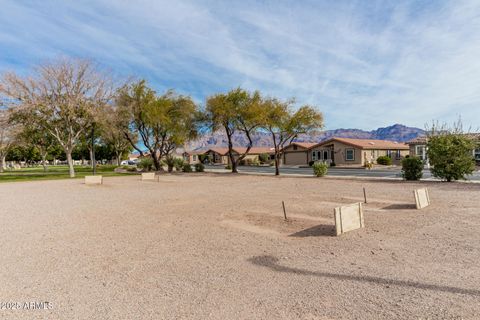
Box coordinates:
[334,202,364,236]
[141,172,157,181]
[414,188,430,209]
[84,175,103,185]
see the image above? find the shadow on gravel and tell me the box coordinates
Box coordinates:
[382,203,416,210]
[248,255,480,297]
[289,225,335,237]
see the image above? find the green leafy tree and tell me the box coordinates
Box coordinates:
[116,80,199,171]
[426,121,476,182]
[205,88,263,173]
[262,98,323,175]
[427,134,476,181]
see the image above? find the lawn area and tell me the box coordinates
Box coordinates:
[0,165,132,182]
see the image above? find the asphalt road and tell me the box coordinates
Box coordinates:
[205,165,480,181]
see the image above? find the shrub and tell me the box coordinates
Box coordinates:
[258,153,269,164]
[376,155,392,165]
[194,163,205,172]
[138,157,154,171]
[173,158,184,171]
[182,163,192,172]
[308,160,315,167]
[163,156,176,172]
[427,134,476,181]
[401,157,423,181]
[313,162,328,177]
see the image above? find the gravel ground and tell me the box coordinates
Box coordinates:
[0,174,479,320]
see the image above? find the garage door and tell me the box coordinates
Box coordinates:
[284,152,308,165]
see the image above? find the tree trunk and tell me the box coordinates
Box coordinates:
[41,152,48,172]
[116,154,121,166]
[66,151,75,178]
[152,156,161,172]
[89,148,94,169]
[275,155,280,176]
[0,155,5,173]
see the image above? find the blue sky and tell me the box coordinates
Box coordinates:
[1,0,479,130]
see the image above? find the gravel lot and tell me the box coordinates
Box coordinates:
[0,174,479,319]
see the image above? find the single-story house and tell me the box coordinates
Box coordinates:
[184,147,275,165]
[282,137,409,166]
[407,134,480,164]
[281,142,317,166]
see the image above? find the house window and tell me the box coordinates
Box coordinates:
[192,155,197,161]
[312,150,317,161]
[475,148,480,161]
[396,150,401,160]
[386,150,392,158]
[345,148,355,161]
[415,145,426,160]
[293,145,298,151]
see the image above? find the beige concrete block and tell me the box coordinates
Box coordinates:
[141,172,157,181]
[84,175,103,185]
[414,188,430,209]
[334,202,364,236]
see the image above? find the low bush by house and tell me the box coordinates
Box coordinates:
[182,163,192,172]
[313,162,328,177]
[376,155,392,166]
[195,163,205,172]
[401,157,423,181]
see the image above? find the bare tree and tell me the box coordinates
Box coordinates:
[0,109,18,172]
[0,58,114,177]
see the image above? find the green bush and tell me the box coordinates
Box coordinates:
[182,163,192,172]
[427,134,476,181]
[313,162,328,177]
[138,157,154,171]
[258,153,269,164]
[162,156,175,172]
[173,158,184,171]
[194,163,205,172]
[376,155,392,165]
[401,157,423,181]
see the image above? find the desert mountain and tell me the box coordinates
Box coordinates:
[186,124,424,150]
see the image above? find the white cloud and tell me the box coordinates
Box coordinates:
[1,0,479,130]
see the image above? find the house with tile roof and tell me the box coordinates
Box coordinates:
[184,147,275,165]
[282,137,409,166]
[407,134,480,164]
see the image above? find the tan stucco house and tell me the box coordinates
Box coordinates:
[184,147,275,165]
[283,138,409,166]
[407,134,480,165]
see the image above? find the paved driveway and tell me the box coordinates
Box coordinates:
[205,165,480,181]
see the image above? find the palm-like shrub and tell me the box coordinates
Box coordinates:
[138,157,154,171]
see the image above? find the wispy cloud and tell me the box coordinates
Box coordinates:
[1,0,479,130]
